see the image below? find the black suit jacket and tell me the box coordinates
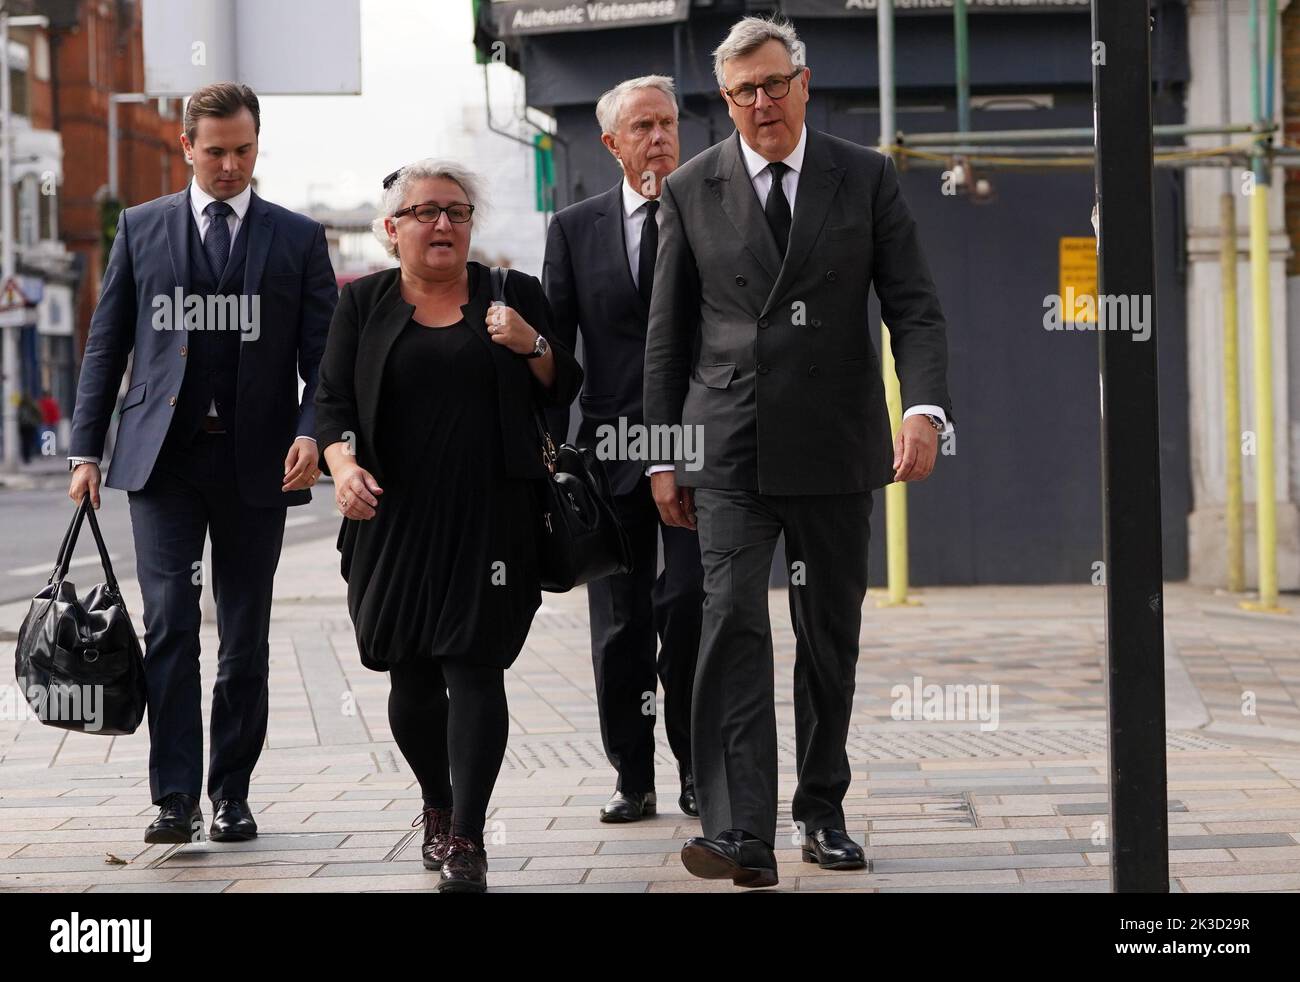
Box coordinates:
[542,182,655,496]
[314,262,582,486]
[643,128,954,495]
[69,185,336,507]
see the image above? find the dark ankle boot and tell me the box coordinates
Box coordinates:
[437,835,488,893]
[413,806,454,870]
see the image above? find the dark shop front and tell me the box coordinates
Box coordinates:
[475,0,1192,585]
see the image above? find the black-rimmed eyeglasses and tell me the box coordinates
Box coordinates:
[391,202,475,224]
[723,68,803,108]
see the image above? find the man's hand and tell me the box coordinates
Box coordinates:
[68,462,102,509]
[651,470,696,530]
[283,437,321,492]
[333,464,383,521]
[893,415,939,483]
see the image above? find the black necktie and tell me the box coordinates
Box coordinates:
[638,199,659,306]
[764,161,792,257]
[204,200,233,279]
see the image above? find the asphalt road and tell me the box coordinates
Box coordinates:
[0,478,341,606]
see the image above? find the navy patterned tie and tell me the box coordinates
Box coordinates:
[203,200,233,279]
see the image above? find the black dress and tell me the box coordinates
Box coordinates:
[342,316,541,671]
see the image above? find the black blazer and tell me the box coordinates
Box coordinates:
[314,262,582,485]
[542,182,655,496]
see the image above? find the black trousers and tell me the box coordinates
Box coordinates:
[691,487,873,846]
[586,476,703,793]
[387,657,509,846]
[128,433,286,805]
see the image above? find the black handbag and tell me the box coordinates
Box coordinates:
[488,266,633,592]
[13,497,147,735]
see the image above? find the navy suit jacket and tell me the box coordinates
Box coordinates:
[542,182,656,497]
[70,185,337,507]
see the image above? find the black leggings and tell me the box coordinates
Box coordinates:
[387,657,509,847]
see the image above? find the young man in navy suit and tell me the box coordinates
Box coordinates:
[68,83,337,843]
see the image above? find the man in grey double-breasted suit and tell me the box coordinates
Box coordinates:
[643,15,954,888]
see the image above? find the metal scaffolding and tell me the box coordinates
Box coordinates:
[874,0,1291,894]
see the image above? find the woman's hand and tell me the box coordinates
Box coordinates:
[487,300,557,390]
[485,302,540,355]
[332,463,383,520]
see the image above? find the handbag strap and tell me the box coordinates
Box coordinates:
[51,496,122,596]
[488,265,508,305]
[488,265,558,474]
[48,497,84,584]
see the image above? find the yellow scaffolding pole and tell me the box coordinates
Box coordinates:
[1241,183,1286,613]
[1220,193,1245,593]
[879,324,919,607]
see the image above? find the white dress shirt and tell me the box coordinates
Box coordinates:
[622,179,663,289]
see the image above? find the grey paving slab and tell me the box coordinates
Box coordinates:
[1011,833,1297,854]
[2,536,1300,893]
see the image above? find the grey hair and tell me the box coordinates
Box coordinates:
[370,158,487,258]
[594,74,677,135]
[712,15,803,88]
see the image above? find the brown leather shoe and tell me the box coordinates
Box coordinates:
[437,836,488,893]
[412,806,454,870]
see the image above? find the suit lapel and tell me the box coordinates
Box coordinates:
[242,191,275,296]
[594,183,644,313]
[706,131,783,285]
[762,129,845,318]
[164,188,194,293]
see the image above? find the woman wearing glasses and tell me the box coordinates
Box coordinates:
[315,159,581,893]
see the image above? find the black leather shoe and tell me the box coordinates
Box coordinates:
[209,799,258,842]
[413,806,453,870]
[144,793,203,844]
[680,829,778,888]
[678,774,698,817]
[437,836,488,893]
[599,790,657,823]
[802,828,866,870]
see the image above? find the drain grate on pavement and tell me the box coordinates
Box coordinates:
[838,727,1233,760]
[500,728,1234,771]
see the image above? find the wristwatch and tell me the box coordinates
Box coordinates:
[525,332,549,359]
[925,414,944,432]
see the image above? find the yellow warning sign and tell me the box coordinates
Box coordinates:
[1059,237,1098,324]
[0,276,30,312]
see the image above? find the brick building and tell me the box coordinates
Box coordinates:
[2,0,188,444]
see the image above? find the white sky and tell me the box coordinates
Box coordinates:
[253,0,525,212]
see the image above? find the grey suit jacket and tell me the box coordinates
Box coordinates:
[643,127,952,495]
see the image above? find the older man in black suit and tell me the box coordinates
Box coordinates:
[644,16,954,888]
[544,75,704,824]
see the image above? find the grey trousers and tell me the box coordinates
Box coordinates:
[690,487,873,846]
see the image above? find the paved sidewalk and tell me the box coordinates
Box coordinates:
[2,531,1299,893]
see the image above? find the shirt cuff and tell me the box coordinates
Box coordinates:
[68,456,100,467]
[903,405,952,434]
[646,464,675,476]
[295,436,317,444]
